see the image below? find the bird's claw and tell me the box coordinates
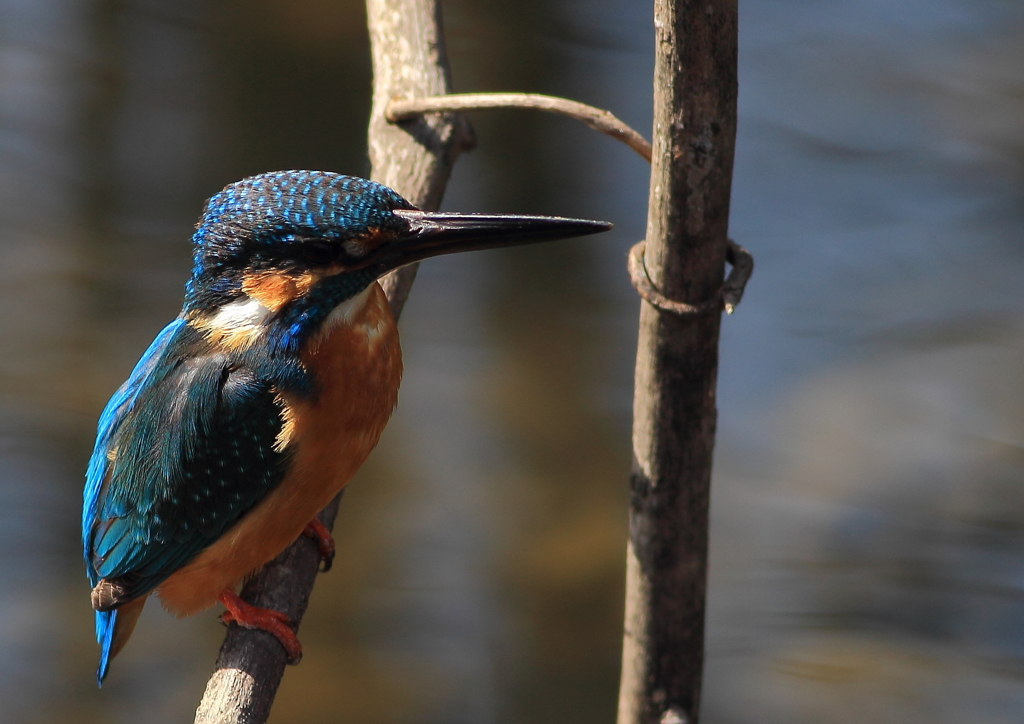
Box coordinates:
[303,518,336,572]
[217,591,303,664]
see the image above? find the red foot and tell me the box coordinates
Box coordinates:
[303,518,336,572]
[218,590,302,664]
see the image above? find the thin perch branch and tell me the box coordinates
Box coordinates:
[387,92,652,162]
[193,0,471,721]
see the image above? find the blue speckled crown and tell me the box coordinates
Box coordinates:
[192,170,412,268]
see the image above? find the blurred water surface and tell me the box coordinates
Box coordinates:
[1,0,1022,722]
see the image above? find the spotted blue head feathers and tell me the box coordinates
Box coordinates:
[185,171,413,312]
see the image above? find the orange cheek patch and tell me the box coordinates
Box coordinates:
[241,272,318,311]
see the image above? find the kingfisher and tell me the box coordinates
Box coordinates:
[82,170,610,684]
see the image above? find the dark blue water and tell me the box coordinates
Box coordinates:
[0,0,1022,722]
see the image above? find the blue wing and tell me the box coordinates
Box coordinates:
[83,319,291,681]
[84,318,184,683]
[83,317,185,580]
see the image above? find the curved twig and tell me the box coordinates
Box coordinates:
[390,93,753,314]
[390,94,755,313]
[628,241,719,316]
[628,239,753,316]
[387,93,652,162]
[721,239,753,314]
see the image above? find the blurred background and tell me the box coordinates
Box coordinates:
[1,0,1023,721]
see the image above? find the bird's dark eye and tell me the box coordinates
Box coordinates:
[303,240,337,265]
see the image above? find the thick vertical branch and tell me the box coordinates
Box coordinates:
[616,2,737,724]
[193,2,470,722]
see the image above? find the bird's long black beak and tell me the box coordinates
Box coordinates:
[380,209,612,268]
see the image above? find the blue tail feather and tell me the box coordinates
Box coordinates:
[95,609,116,686]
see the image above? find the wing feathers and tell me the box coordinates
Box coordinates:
[84,320,291,601]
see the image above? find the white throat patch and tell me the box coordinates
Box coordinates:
[194,296,273,350]
[208,296,273,330]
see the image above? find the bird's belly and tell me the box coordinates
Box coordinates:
[156,282,402,616]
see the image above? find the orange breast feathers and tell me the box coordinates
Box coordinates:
[157,282,402,616]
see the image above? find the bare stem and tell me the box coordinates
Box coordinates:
[388,92,652,162]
